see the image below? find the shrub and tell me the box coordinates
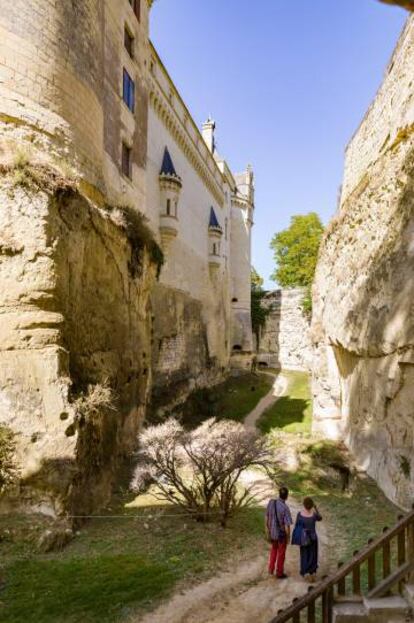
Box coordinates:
[131,418,275,526]
[108,205,164,278]
[72,381,117,425]
[0,426,18,492]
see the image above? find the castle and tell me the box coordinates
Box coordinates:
[0,0,253,514]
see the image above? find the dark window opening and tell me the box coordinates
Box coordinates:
[129,0,141,21]
[174,200,178,217]
[123,68,135,112]
[231,297,238,303]
[124,26,134,58]
[122,142,132,179]
[232,344,242,351]
[166,198,171,215]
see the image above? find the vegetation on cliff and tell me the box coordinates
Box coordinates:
[251,267,271,345]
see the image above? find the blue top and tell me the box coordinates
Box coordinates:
[160,147,178,177]
[296,511,322,542]
[209,207,222,231]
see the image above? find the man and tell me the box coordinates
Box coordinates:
[265,486,292,579]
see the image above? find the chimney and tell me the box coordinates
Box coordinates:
[202,117,216,153]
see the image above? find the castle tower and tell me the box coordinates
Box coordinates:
[230,166,254,365]
[0,0,150,204]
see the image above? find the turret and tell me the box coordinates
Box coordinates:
[202,118,216,154]
[159,147,182,250]
[208,207,223,276]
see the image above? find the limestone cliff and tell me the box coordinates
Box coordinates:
[0,166,159,516]
[258,288,312,371]
[312,17,414,508]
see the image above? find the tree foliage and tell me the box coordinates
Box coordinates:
[131,418,274,526]
[270,212,324,287]
[251,268,270,346]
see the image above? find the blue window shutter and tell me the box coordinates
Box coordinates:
[123,68,135,113]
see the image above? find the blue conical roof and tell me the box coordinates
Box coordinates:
[160,147,178,177]
[209,207,222,231]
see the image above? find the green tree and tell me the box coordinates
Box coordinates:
[270,212,324,287]
[251,266,264,290]
[251,268,270,347]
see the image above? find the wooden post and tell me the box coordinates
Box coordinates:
[398,527,407,592]
[337,562,346,596]
[368,553,376,591]
[307,600,316,623]
[382,539,391,579]
[352,563,361,595]
[322,588,333,623]
[408,518,414,583]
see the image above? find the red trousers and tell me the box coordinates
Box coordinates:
[268,540,287,577]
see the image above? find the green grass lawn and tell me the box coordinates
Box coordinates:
[179,371,274,428]
[0,501,265,623]
[258,370,312,434]
[1,369,405,621]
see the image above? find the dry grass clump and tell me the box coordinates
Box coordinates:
[0,149,77,197]
[73,381,117,423]
[0,425,18,493]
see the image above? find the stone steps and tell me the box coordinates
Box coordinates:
[333,594,413,622]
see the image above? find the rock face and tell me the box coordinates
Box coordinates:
[258,289,312,371]
[0,170,157,515]
[150,284,223,416]
[380,0,414,10]
[312,17,414,508]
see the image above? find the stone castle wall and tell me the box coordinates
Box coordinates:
[258,288,312,371]
[312,16,414,508]
[147,49,253,405]
[0,0,254,512]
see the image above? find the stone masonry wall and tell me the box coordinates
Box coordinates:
[150,284,223,417]
[258,288,312,371]
[312,17,414,508]
[0,171,156,516]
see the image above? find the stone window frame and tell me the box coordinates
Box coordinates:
[128,0,141,22]
[124,23,135,59]
[121,142,132,179]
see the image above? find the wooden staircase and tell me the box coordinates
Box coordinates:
[268,507,414,623]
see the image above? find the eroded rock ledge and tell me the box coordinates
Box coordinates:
[0,165,159,516]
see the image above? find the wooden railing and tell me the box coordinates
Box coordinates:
[269,506,414,623]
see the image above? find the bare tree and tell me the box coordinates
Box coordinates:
[131,418,275,526]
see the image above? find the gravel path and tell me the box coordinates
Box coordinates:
[134,371,329,623]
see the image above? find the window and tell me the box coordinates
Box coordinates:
[129,0,140,21]
[124,26,134,58]
[174,200,178,217]
[122,142,132,179]
[123,68,135,112]
[166,199,171,215]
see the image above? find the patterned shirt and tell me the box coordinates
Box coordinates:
[266,498,293,541]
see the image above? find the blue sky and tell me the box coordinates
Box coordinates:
[150,0,407,288]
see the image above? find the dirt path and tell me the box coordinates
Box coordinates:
[135,372,329,623]
[244,371,288,430]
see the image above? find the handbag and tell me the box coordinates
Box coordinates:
[291,513,311,547]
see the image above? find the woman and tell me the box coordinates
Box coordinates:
[292,497,322,582]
